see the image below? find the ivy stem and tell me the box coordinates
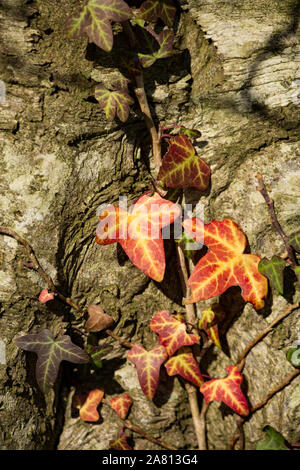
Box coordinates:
[256,173,297,266]
[229,300,299,449]
[101,398,177,450]
[0,227,85,316]
[229,368,300,450]
[105,329,134,349]
[236,300,300,370]
[134,74,162,168]
[122,21,161,169]
[176,241,206,450]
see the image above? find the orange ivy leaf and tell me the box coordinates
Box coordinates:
[38,289,54,303]
[73,389,104,422]
[182,218,268,309]
[157,135,210,191]
[110,394,132,419]
[198,304,225,349]
[109,432,132,450]
[200,365,249,416]
[150,310,199,357]
[165,347,204,387]
[95,192,181,282]
[127,344,168,400]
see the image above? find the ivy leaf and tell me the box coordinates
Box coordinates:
[198,304,224,349]
[95,192,181,282]
[66,6,91,39]
[38,288,55,303]
[120,53,143,76]
[175,230,203,259]
[165,347,204,387]
[110,393,133,419]
[157,134,210,191]
[289,232,300,253]
[200,365,249,416]
[73,389,104,422]
[183,218,268,310]
[256,426,289,450]
[86,342,113,369]
[137,28,175,68]
[128,344,168,400]
[67,0,132,52]
[286,341,300,367]
[150,310,199,357]
[258,256,286,295]
[110,432,132,450]
[95,85,134,122]
[138,0,176,27]
[85,304,114,332]
[180,127,202,139]
[14,329,90,393]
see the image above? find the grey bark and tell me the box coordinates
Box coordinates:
[0,0,299,450]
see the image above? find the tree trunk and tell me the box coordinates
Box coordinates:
[0,0,299,450]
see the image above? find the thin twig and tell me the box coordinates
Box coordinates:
[102,398,177,450]
[249,369,300,415]
[176,242,206,450]
[229,369,300,449]
[0,227,85,315]
[256,173,296,266]
[0,228,137,349]
[230,299,299,448]
[122,21,161,169]
[199,400,209,450]
[236,301,299,369]
[123,419,177,450]
[105,329,134,349]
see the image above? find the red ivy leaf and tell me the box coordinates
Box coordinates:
[138,0,176,27]
[150,310,199,357]
[95,192,181,282]
[183,218,268,309]
[73,389,104,422]
[200,365,249,416]
[128,344,168,400]
[110,393,132,419]
[109,432,132,450]
[38,289,54,303]
[158,134,210,191]
[165,347,204,387]
[14,329,90,393]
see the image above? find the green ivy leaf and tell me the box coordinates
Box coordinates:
[258,256,286,295]
[294,266,300,282]
[289,232,300,253]
[180,127,202,139]
[175,230,203,258]
[256,426,289,450]
[14,329,90,393]
[286,341,300,367]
